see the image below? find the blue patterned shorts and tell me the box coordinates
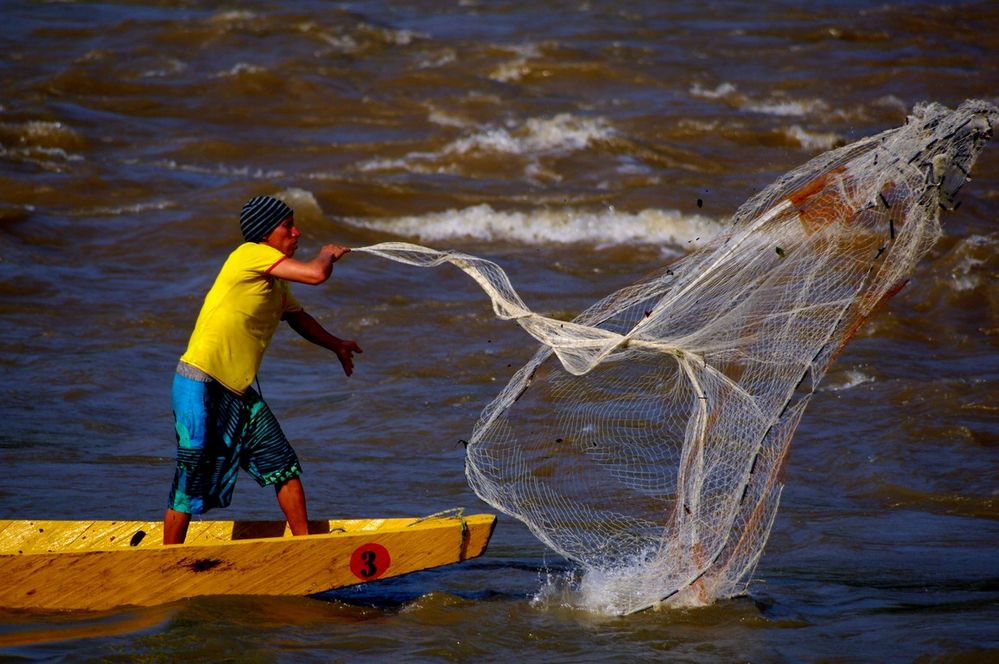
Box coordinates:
[168,370,302,515]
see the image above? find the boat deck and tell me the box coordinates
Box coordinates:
[0,517,468,554]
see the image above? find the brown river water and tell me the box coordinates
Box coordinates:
[1,1,997,661]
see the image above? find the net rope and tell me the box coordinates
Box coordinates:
[353,100,996,614]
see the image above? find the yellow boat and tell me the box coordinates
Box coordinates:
[0,512,495,611]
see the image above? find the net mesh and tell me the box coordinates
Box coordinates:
[354,100,996,614]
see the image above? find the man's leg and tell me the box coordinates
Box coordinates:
[167,370,213,546]
[163,507,191,545]
[276,477,309,535]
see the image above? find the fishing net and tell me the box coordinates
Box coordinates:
[354,99,996,614]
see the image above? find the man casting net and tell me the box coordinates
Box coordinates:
[355,100,996,615]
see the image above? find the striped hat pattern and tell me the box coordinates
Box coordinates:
[240,195,293,243]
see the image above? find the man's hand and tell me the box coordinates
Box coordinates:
[321,244,351,264]
[334,339,363,376]
[284,310,363,377]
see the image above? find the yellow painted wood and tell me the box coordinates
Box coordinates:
[0,514,495,611]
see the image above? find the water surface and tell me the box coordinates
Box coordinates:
[1,1,997,661]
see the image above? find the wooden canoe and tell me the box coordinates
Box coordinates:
[0,513,495,611]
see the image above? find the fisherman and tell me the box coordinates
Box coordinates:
[163,195,362,544]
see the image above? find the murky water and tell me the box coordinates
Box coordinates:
[1,1,997,661]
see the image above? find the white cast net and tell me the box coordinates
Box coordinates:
[354,100,996,614]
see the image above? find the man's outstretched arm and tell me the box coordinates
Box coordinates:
[269,244,350,285]
[284,309,363,376]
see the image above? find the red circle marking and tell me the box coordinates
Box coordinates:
[349,542,391,580]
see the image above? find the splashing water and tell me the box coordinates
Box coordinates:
[355,100,996,615]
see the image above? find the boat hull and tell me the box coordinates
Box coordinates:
[0,514,495,611]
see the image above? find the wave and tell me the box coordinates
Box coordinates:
[343,203,721,251]
[208,10,257,24]
[357,113,615,173]
[0,120,85,150]
[489,43,543,83]
[137,159,286,180]
[690,81,828,117]
[783,125,841,151]
[71,201,177,217]
[212,62,266,78]
[0,120,86,170]
[946,234,997,292]
[689,82,737,100]
[689,83,847,150]
[821,369,876,392]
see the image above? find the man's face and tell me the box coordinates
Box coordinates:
[263,216,300,256]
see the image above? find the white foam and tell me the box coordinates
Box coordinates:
[874,95,908,114]
[427,107,468,127]
[546,546,681,615]
[344,204,720,251]
[574,564,655,615]
[784,124,841,151]
[0,145,84,168]
[382,28,420,46]
[1,120,83,148]
[949,234,993,291]
[690,82,737,99]
[74,200,175,216]
[209,10,256,23]
[22,121,69,139]
[489,43,542,82]
[142,159,285,179]
[214,62,265,78]
[530,563,679,616]
[822,369,875,392]
[744,97,828,117]
[316,31,359,52]
[451,115,611,154]
[276,187,324,224]
[140,58,187,78]
[419,50,457,70]
[690,82,829,118]
[357,113,615,173]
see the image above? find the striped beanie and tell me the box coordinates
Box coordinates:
[240,195,293,243]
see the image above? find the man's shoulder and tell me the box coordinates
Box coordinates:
[230,242,284,259]
[223,242,286,272]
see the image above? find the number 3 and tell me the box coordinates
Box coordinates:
[360,549,378,577]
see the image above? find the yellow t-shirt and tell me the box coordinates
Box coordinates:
[180,242,302,394]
